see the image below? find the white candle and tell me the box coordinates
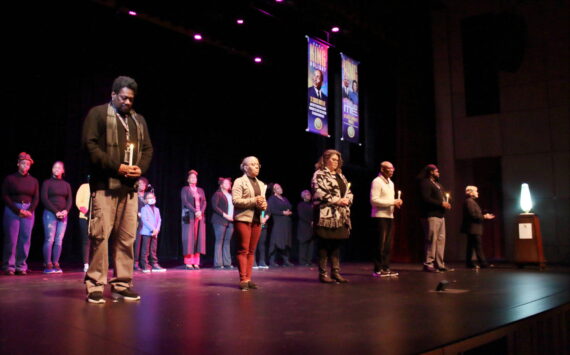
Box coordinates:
[397,190,402,200]
[445,192,450,203]
[345,182,351,198]
[128,143,134,166]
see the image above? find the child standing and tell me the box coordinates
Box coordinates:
[139,192,166,272]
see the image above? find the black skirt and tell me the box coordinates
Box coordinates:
[315,225,350,240]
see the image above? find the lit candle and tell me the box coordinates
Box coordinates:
[128,143,134,166]
[397,190,402,200]
[445,192,450,203]
[346,182,351,198]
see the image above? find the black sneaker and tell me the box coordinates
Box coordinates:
[87,291,106,304]
[112,288,141,301]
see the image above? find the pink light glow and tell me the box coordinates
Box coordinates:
[331,27,340,33]
[275,0,284,3]
[236,19,244,24]
[128,11,137,16]
[194,34,203,40]
[254,57,262,63]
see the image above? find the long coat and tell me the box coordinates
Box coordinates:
[268,195,293,249]
[461,197,484,235]
[181,186,207,255]
[296,201,313,242]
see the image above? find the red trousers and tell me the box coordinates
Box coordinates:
[234,221,262,282]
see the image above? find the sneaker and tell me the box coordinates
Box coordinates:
[111,288,141,301]
[142,268,151,273]
[252,265,260,269]
[247,281,259,289]
[239,281,249,291]
[193,265,200,270]
[83,263,89,272]
[15,270,27,276]
[185,264,195,270]
[423,265,439,273]
[387,270,399,276]
[259,265,269,269]
[151,265,166,272]
[134,263,142,272]
[53,264,63,273]
[224,265,234,269]
[86,291,106,304]
[44,268,56,274]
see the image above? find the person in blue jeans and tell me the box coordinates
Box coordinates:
[2,152,39,276]
[211,177,235,269]
[41,161,72,273]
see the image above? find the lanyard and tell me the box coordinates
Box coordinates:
[116,113,131,141]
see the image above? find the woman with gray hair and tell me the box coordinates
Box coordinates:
[311,149,353,283]
[232,156,267,291]
[461,185,495,269]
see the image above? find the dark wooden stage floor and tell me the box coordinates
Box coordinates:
[1,263,569,355]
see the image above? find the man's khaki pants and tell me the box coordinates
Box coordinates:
[85,189,137,294]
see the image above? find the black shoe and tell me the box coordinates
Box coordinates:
[214,266,224,270]
[15,269,27,276]
[269,263,280,268]
[112,288,141,301]
[283,261,294,267]
[248,281,259,289]
[224,265,234,269]
[86,291,106,304]
[239,281,249,291]
[134,264,142,272]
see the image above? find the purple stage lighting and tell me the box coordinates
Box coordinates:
[254,57,262,63]
[275,0,284,3]
[236,19,244,24]
[194,34,203,40]
[128,11,137,16]
[331,27,340,33]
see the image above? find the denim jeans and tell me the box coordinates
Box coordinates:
[213,223,233,267]
[2,204,35,272]
[42,210,68,266]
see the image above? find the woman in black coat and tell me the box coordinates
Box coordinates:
[211,177,234,269]
[267,183,293,267]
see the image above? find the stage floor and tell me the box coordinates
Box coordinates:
[1,263,569,355]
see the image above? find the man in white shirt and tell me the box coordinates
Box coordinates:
[370,161,403,277]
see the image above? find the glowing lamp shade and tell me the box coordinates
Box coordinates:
[520,183,533,214]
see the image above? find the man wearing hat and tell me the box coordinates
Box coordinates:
[2,152,39,275]
[82,76,153,303]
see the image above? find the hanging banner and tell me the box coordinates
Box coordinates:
[340,53,360,143]
[307,37,329,137]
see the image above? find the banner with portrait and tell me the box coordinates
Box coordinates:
[306,37,329,137]
[340,53,360,143]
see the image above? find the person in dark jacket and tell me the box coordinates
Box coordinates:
[461,186,495,269]
[267,183,294,267]
[41,161,72,273]
[133,176,149,271]
[297,190,315,266]
[211,177,234,269]
[82,76,153,303]
[2,152,39,276]
[418,164,451,272]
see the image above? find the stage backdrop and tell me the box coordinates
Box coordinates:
[306,37,329,137]
[341,53,360,143]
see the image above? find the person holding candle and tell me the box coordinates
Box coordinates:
[370,161,403,277]
[297,189,315,266]
[232,156,267,291]
[461,186,495,269]
[211,177,235,269]
[418,164,451,273]
[82,76,153,303]
[2,152,39,276]
[181,170,207,270]
[267,183,294,267]
[41,161,72,274]
[311,149,353,283]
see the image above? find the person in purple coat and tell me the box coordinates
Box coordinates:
[41,161,72,273]
[2,152,39,276]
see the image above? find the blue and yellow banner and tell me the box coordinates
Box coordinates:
[340,53,359,143]
[307,37,329,137]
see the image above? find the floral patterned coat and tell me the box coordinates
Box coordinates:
[311,168,353,230]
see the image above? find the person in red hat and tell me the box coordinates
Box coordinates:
[2,152,39,275]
